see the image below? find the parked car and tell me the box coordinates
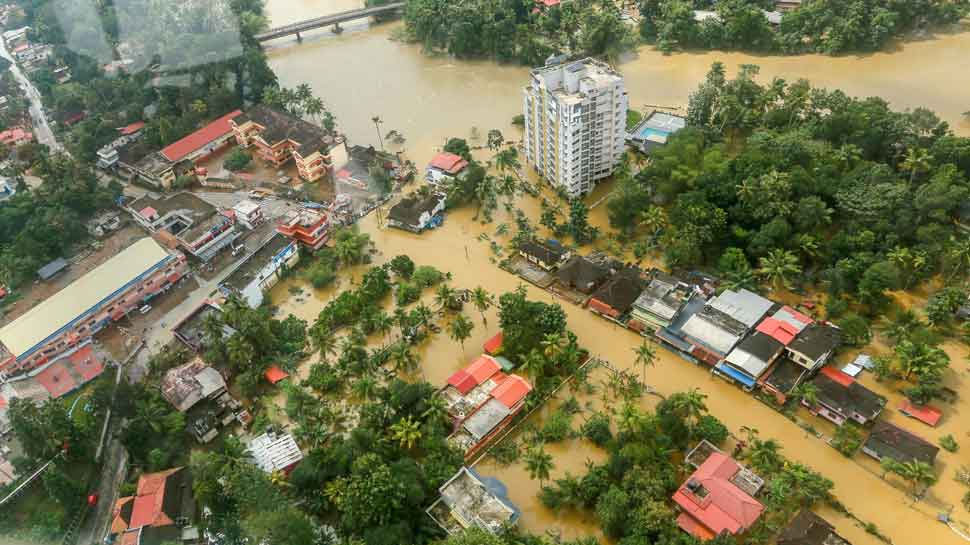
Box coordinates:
[138,304,152,314]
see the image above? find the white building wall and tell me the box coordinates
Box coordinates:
[523,58,627,198]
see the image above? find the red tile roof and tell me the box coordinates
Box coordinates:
[899,400,942,427]
[756,317,801,345]
[160,110,242,162]
[120,530,140,545]
[118,121,145,135]
[466,355,501,383]
[265,365,289,385]
[676,512,716,540]
[483,332,503,355]
[0,396,6,409]
[139,206,157,219]
[447,369,477,395]
[491,374,532,408]
[111,497,134,534]
[128,468,180,528]
[819,366,853,387]
[428,152,468,174]
[672,452,764,539]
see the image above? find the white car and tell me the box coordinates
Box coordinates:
[138,304,152,315]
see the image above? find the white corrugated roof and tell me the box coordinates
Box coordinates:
[0,238,171,359]
[248,432,303,473]
[725,347,771,378]
[709,289,773,328]
[681,314,743,355]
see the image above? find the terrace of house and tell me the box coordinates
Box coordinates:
[222,235,292,293]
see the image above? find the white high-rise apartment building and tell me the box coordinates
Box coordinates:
[523,57,628,197]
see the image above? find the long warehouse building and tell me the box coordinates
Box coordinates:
[0,238,188,378]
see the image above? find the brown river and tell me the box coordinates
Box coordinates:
[262,2,970,544]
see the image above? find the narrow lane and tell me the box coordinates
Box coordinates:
[0,38,61,152]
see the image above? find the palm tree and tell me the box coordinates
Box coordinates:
[946,235,970,281]
[541,333,566,360]
[471,286,494,325]
[639,205,666,235]
[421,395,450,428]
[305,97,325,125]
[435,284,457,311]
[521,350,547,381]
[791,382,819,407]
[524,446,554,487]
[893,340,949,380]
[351,376,378,401]
[372,116,384,151]
[757,249,802,291]
[390,416,422,449]
[632,339,657,385]
[897,460,937,498]
[391,342,419,375]
[746,438,782,475]
[448,313,474,351]
[315,333,338,361]
[672,388,708,430]
[494,148,522,182]
[901,147,932,185]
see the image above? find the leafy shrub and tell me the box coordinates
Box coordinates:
[940,434,959,453]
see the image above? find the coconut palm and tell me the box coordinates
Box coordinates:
[757,249,802,291]
[521,350,547,381]
[746,438,783,475]
[524,446,554,487]
[896,460,937,497]
[448,313,474,351]
[791,382,819,407]
[390,415,422,449]
[632,339,657,385]
[901,147,932,185]
[391,342,419,375]
[351,375,378,401]
[435,284,458,311]
[672,388,708,430]
[541,333,567,360]
[494,148,522,181]
[375,312,394,344]
[471,286,494,325]
[893,340,949,380]
[421,394,450,428]
[639,205,666,235]
[372,116,384,151]
[946,235,970,281]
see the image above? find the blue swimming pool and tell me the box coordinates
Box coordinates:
[636,126,669,140]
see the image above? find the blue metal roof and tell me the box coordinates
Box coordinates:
[715,361,756,388]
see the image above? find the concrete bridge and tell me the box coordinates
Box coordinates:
[255,3,405,43]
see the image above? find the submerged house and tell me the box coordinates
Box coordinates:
[629,272,693,334]
[587,267,646,319]
[715,331,785,390]
[777,510,851,545]
[862,420,939,465]
[426,152,469,185]
[673,441,764,540]
[445,358,532,459]
[679,289,773,366]
[518,239,570,271]
[247,430,303,474]
[786,323,841,371]
[387,192,446,233]
[427,467,519,535]
[555,255,610,293]
[805,366,886,426]
[760,358,810,404]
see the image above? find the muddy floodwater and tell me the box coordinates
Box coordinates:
[262,3,970,544]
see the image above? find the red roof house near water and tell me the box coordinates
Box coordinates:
[264,365,290,385]
[490,374,532,408]
[428,152,468,175]
[673,452,764,540]
[483,331,503,355]
[899,400,942,427]
[160,110,242,162]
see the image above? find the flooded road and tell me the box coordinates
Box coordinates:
[261,3,970,543]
